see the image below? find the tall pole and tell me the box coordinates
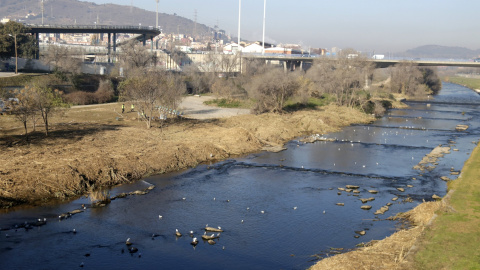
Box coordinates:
[14,34,18,74]
[262,0,266,55]
[237,0,241,45]
[155,0,159,29]
[41,0,44,25]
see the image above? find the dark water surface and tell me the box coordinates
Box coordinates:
[1,83,480,270]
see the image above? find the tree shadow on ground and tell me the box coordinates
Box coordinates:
[0,123,123,147]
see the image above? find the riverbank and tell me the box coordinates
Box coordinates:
[0,103,374,208]
[311,130,480,270]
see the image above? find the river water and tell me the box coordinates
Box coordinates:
[1,83,479,270]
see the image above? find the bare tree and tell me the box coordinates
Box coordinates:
[306,49,374,107]
[8,89,36,139]
[389,62,426,97]
[119,40,155,74]
[120,70,185,129]
[42,45,82,75]
[249,68,299,114]
[27,77,67,136]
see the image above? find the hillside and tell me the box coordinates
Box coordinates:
[0,0,213,38]
[402,45,480,59]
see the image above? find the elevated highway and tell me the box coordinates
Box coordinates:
[243,55,480,69]
[27,24,161,62]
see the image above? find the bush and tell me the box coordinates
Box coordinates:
[64,91,95,105]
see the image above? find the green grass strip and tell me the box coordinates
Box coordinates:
[413,142,480,269]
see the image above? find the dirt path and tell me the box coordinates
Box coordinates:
[178,95,251,119]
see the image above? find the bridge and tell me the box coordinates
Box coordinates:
[242,55,480,70]
[27,24,161,62]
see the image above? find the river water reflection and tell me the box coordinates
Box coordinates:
[1,83,479,269]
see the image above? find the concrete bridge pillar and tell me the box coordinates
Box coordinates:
[35,32,40,59]
[107,33,111,63]
[113,33,117,63]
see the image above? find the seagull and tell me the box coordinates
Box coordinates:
[175,229,182,237]
[182,197,186,201]
[260,210,265,214]
[323,210,326,214]
[241,220,244,223]
[191,237,198,246]
[126,238,132,246]
[218,226,221,230]
[213,198,216,201]
[73,229,76,234]
[158,215,163,219]
[293,206,297,210]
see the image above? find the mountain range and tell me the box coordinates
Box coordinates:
[0,0,214,39]
[401,45,480,59]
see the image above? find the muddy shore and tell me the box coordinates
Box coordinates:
[0,104,374,209]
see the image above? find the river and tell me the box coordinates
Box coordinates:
[1,83,479,270]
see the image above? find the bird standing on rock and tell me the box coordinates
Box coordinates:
[175,229,182,237]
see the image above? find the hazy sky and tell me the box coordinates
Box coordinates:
[87,0,480,53]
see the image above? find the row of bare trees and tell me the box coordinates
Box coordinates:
[180,49,441,115]
[5,77,67,139]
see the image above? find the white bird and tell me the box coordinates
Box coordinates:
[218,226,221,230]
[241,220,244,223]
[260,210,265,214]
[246,207,250,210]
[182,197,186,201]
[213,197,216,201]
[323,210,326,214]
[293,206,297,210]
[362,165,366,168]
[158,215,163,219]
[73,228,76,234]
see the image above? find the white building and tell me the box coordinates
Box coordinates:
[242,43,264,54]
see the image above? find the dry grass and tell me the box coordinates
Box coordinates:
[310,201,444,270]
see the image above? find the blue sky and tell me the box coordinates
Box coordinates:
[86,0,480,53]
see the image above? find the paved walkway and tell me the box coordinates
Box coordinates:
[178,95,251,119]
[0,72,20,78]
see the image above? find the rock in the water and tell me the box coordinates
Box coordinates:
[440,176,452,182]
[368,190,378,194]
[346,185,360,189]
[337,187,346,191]
[355,230,366,236]
[432,194,442,200]
[455,124,469,131]
[392,197,398,201]
[396,188,405,192]
[360,205,372,210]
[359,197,375,203]
[208,239,216,245]
[336,203,345,206]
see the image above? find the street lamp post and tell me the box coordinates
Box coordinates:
[8,34,18,74]
[262,0,266,55]
[155,0,160,30]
